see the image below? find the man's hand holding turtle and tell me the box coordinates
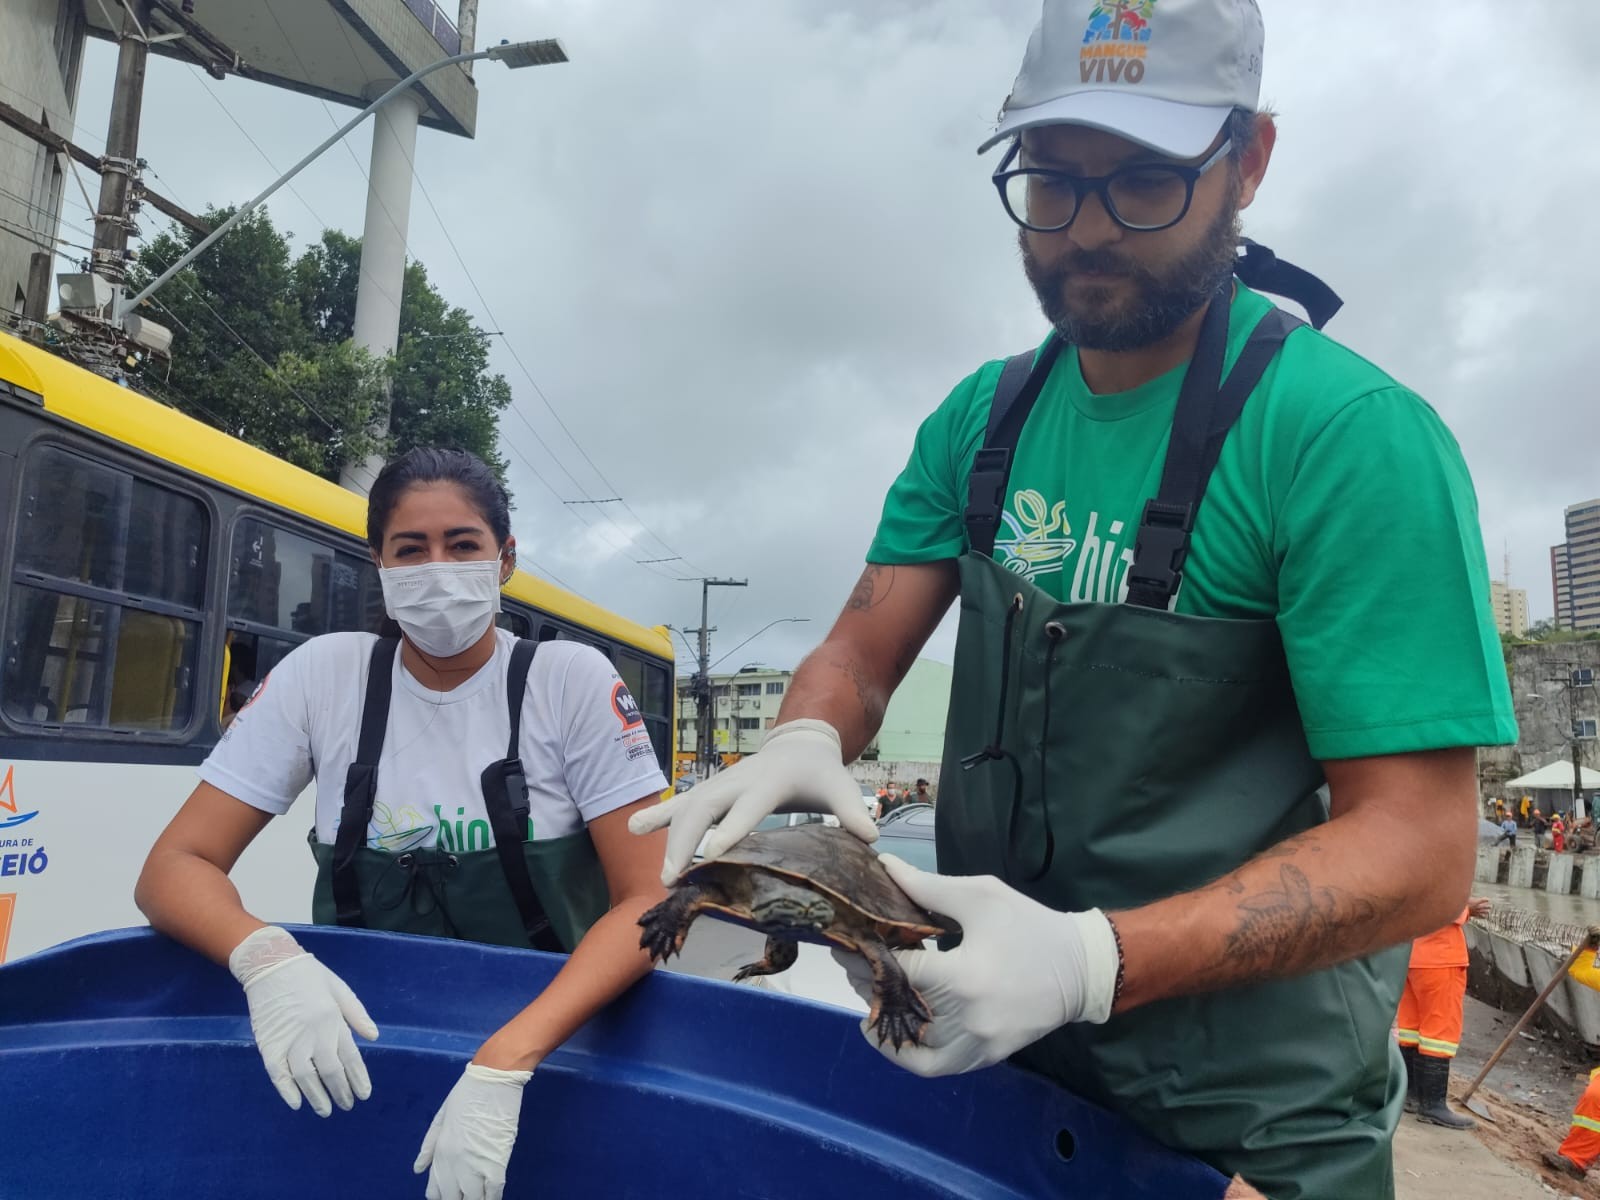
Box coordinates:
[833,855,1122,1076]
[628,719,877,885]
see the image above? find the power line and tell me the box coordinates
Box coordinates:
[182,66,332,237]
[137,244,340,433]
[242,7,642,575]
[400,155,708,575]
[0,183,77,228]
[256,28,689,582]
[391,149,673,561]
[0,211,95,256]
[279,24,701,575]
[0,78,100,150]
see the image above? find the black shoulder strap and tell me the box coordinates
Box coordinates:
[505,638,536,759]
[1235,238,1342,330]
[965,336,1066,557]
[481,639,564,952]
[1123,303,1304,610]
[332,636,400,928]
[985,349,1040,444]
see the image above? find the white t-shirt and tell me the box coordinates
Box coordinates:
[200,630,668,850]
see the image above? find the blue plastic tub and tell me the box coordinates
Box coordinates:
[0,926,1226,1198]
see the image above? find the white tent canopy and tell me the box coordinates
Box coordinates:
[1504,760,1600,790]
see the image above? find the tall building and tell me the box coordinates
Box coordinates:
[0,0,86,319]
[1489,579,1529,638]
[1553,500,1600,631]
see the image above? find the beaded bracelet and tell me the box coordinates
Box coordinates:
[1104,912,1128,1010]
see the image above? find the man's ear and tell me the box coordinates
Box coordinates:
[501,538,517,584]
[1237,113,1276,211]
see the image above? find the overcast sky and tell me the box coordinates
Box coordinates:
[59,0,1600,673]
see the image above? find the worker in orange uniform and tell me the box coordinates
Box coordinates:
[1545,1069,1600,1179]
[1397,896,1491,1128]
[1553,814,1568,852]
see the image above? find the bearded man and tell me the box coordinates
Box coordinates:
[634,2,1515,1195]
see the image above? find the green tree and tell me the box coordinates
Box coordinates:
[127,209,509,483]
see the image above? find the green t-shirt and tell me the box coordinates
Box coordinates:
[869,286,1516,760]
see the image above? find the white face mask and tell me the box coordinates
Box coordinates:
[378,558,504,658]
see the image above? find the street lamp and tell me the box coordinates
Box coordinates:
[116,37,567,323]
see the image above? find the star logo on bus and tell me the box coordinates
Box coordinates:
[0,765,38,830]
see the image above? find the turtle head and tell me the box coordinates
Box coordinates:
[749,872,835,933]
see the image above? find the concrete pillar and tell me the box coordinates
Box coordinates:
[457,0,478,64]
[1547,852,1576,895]
[339,88,423,496]
[1474,845,1502,884]
[1583,861,1600,900]
[1508,845,1537,888]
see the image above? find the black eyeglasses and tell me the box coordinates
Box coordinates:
[993,138,1233,234]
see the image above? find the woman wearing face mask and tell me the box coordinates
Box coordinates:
[135,447,671,1200]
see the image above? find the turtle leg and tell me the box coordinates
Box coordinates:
[855,935,934,1051]
[732,935,799,983]
[637,884,717,962]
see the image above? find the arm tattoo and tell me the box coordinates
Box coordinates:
[1216,863,1398,981]
[846,565,895,611]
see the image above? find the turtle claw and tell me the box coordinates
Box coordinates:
[637,901,690,963]
[868,984,934,1051]
[870,1006,930,1052]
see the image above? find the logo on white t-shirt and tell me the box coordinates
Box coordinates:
[611,681,643,729]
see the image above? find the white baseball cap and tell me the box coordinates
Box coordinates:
[978,0,1265,159]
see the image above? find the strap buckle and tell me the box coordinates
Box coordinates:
[963,447,1013,543]
[1125,500,1194,604]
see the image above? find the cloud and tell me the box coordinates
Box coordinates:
[68,0,1599,668]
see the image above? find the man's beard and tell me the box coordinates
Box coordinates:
[1019,195,1243,353]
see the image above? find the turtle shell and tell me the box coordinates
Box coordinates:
[682,823,946,935]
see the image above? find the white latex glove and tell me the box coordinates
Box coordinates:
[413,1063,532,1200]
[832,855,1120,1076]
[227,925,379,1117]
[627,718,877,885]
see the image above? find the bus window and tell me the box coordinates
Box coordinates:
[222,518,383,718]
[615,652,645,704]
[496,609,531,637]
[617,651,673,775]
[2,445,207,732]
[559,630,610,660]
[642,661,672,774]
[229,518,383,638]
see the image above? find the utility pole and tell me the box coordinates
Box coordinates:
[93,0,152,304]
[686,578,747,776]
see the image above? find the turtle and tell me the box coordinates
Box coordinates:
[638,823,954,1049]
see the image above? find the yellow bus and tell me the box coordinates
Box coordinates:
[0,329,675,963]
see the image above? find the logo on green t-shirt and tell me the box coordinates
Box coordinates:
[997,490,1136,604]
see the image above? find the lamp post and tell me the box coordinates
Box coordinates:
[116,38,567,323]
